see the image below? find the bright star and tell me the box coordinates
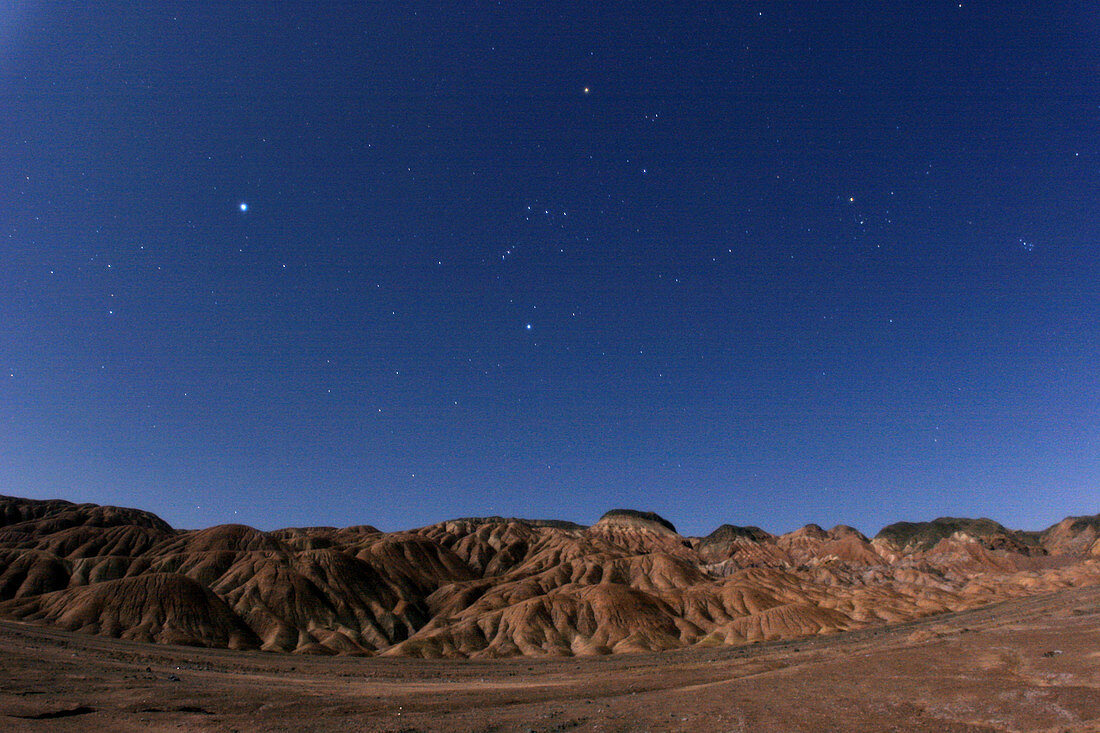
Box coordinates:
[525,323,533,331]
[239,202,248,212]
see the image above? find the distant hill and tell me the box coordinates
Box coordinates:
[874,516,1042,554]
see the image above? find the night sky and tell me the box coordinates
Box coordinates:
[1,3,1097,536]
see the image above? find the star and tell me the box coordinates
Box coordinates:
[525,323,533,331]
[583,87,590,94]
[238,202,248,212]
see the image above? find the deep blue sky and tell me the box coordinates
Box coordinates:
[1,2,1097,536]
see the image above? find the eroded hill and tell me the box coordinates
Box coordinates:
[0,495,1097,657]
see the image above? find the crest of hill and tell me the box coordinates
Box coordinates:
[1044,514,1100,537]
[158,523,287,554]
[874,517,1038,552]
[695,521,774,550]
[695,524,775,564]
[0,495,172,534]
[444,516,586,531]
[827,524,869,540]
[1041,514,1100,555]
[701,524,773,544]
[596,509,677,534]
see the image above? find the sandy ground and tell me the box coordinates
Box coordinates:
[2,585,1100,732]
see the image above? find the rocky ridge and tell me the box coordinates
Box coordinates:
[1,494,1098,658]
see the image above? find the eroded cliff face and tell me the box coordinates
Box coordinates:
[2,495,1097,658]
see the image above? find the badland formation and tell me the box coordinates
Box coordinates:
[3,494,1098,658]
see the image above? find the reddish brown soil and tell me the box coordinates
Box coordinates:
[3,583,1100,732]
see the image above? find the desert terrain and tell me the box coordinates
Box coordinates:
[2,494,1100,730]
[3,585,1100,731]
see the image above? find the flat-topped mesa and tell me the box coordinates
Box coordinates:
[594,509,678,535]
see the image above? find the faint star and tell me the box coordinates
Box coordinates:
[525,323,533,331]
[583,87,590,94]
